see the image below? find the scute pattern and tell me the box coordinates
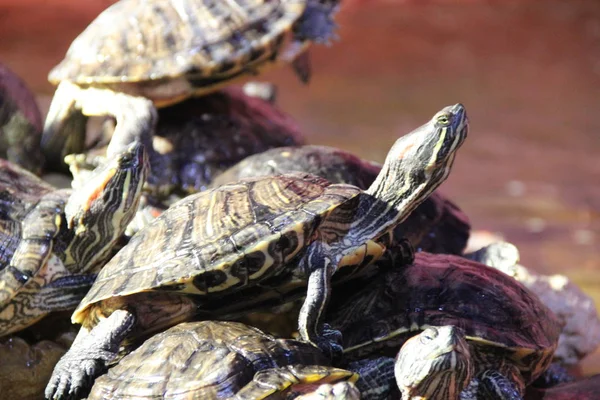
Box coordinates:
[87,320,328,399]
[74,173,362,322]
[49,0,307,84]
[327,252,562,384]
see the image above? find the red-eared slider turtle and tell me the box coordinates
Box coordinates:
[465,241,600,366]
[211,144,471,255]
[325,252,562,399]
[46,104,468,399]
[66,86,305,198]
[86,320,357,400]
[0,142,148,337]
[0,63,44,174]
[41,0,340,178]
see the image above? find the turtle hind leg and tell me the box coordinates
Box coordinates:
[460,370,523,400]
[41,81,89,172]
[45,309,134,400]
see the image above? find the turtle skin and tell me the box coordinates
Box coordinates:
[87,321,357,400]
[0,63,44,174]
[0,143,148,337]
[211,144,471,255]
[325,252,562,397]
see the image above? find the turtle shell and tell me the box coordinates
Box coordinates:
[211,145,471,255]
[0,160,54,270]
[87,320,334,399]
[49,0,307,86]
[73,172,362,324]
[326,252,562,384]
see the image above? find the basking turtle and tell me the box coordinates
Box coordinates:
[325,252,562,399]
[465,241,600,366]
[211,144,471,255]
[86,320,357,400]
[0,142,148,337]
[41,0,340,177]
[67,86,305,198]
[46,104,468,399]
[0,63,45,174]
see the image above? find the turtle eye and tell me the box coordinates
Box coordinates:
[436,114,450,126]
[420,327,438,343]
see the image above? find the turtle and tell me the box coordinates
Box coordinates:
[85,320,358,400]
[0,141,148,337]
[211,143,471,255]
[324,251,562,399]
[45,103,468,399]
[41,0,340,179]
[0,62,45,174]
[66,85,305,199]
[465,241,600,366]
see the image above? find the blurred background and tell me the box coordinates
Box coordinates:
[2,0,599,373]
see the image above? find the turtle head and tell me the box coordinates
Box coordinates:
[64,142,149,268]
[395,326,474,400]
[367,104,468,218]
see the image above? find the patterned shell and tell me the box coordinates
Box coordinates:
[0,160,54,272]
[73,172,361,322]
[87,320,330,399]
[327,252,561,382]
[49,0,306,84]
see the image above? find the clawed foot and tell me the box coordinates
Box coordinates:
[45,356,106,400]
[317,324,344,363]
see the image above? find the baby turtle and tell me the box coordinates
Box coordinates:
[42,0,340,175]
[86,320,357,400]
[0,63,44,174]
[46,104,468,399]
[212,144,471,255]
[326,252,562,399]
[0,142,148,337]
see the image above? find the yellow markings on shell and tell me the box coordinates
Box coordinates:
[205,191,219,238]
[338,240,386,270]
[247,239,276,281]
[0,303,15,322]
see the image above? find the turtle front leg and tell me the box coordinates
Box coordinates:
[66,86,172,196]
[45,309,134,400]
[41,81,89,170]
[298,246,343,359]
[460,370,523,400]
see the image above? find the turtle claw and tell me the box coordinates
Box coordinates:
[45,356,104,400]
[317,324,344,362]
